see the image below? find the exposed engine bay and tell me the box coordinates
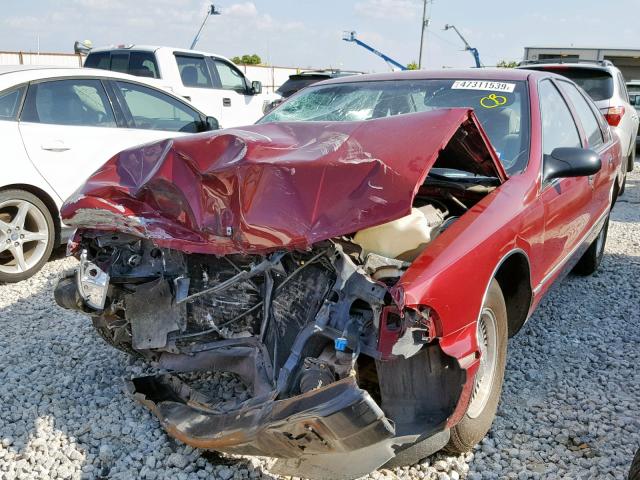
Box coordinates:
[55,180,491,479]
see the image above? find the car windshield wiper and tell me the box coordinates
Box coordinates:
[427,170,500,185]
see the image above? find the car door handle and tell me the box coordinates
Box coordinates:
[41,141,70,152]
[223,98,231,107]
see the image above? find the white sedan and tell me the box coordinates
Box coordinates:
[0,66,218,283]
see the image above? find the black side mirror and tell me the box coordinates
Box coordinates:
[251,80,262,95]
[204,116,220,131]
[543,147,601,181]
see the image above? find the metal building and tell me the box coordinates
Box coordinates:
[523,47,640,80]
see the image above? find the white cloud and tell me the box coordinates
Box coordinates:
[354,0,421,20]
[224,2,304,32]
[224,2,260,17]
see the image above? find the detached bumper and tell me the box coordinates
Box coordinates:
[127,374,395,457]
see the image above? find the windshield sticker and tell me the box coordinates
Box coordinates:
[452,80,516,93]
[480,94,508,109]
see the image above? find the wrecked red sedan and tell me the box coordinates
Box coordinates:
[55,70,622,479]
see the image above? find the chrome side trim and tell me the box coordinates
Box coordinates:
[533,206,610,295]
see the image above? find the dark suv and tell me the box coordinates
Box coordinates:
[264,70,361,112]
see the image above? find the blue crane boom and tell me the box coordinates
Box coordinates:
[342,31,407,71]
[443,24,481,68]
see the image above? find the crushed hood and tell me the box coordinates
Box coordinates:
[61,108,505,254]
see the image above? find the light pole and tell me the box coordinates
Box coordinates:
[190,4,220,50]
[418,0,431,69]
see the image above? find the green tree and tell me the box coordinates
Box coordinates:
[231,54,262,65]
[406,61,419,70]
[496,59,518,68]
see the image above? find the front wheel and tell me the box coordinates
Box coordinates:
[0,190,55,283]
[445,279,508,454]
[573,215,609,276]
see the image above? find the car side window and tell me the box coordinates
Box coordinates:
[110,52,130,74]
[114,81,202,132]
[128,51,160,78]
[558,82,604,149]
[84,51,110,70]
[175,54,212,88]
[0,86,25,120]
[213,60,247,93]
[21,79,116,127]
[618,73,629,102]
[539,80,581,156]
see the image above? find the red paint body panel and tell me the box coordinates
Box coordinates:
[62,69,623,433]
[61,109,503,254]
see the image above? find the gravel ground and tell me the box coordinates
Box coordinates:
[1,170,639,480]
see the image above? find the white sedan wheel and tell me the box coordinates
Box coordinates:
[0,198,50,276]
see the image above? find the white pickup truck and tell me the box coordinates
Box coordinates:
[85,45,278,128]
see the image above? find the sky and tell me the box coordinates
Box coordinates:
[1,0,639,72]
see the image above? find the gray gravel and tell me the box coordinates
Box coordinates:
[1,169,639,480]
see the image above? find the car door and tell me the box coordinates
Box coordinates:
[557,80,616,221]
[209,58,263,127]
[538,79,595,284]
[18,78,131,202]
[174,53,223,121]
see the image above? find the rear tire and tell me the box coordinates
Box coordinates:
[0,189,55,283]
[573,215,609,276]
[444,279,508,454]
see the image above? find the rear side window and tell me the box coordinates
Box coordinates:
[542,68,613,101]
[110,52,130,74]
[559,81,604,149]
[21,79,116,127]
[0,86,25,120]
[84,52,110,70]
[128,52,159,78]
[539,80,581,156]
[617,73,629,102]
[114,81,202,132]
[85,51,160,79]
[175,55,212,88]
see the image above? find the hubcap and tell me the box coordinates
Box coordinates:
[0,199,49,275]
[468,307,498,419]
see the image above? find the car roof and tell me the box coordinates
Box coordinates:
[315,68,542,86]
[517,62,617,73]
[0,66,157,84]
[88,45,229,61]
[0,65,65,75]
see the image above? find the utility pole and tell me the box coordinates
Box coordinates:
[190,4,220,50]
[417,0,431,69]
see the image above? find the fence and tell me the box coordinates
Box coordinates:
[0,51,83,67]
